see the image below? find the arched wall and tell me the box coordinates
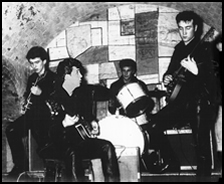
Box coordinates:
[2,2,222,172]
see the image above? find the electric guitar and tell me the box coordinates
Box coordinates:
[23,72,47,113]
[46,96,95,140]
[166,27,215,103]
[74,116,94,140]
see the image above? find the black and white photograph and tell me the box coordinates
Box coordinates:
[2,2,222,182]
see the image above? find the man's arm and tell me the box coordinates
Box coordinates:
[108,84,122,114]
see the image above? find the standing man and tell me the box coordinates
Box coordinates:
[146,11,218,181]
[212,34,222,177]
[5,46,56,178]
[42,58,120,182]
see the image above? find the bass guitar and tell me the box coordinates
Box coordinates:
[74,116,94,140]
[166,27,215,103]
[45,96,94,140]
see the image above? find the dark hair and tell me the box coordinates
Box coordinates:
[211,33,222,62]
[26,46,50,69]
[119,58,137,73]
[176,10,203,38]
[56,58,87,84]
[26,46,49,61]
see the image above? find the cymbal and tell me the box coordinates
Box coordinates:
[148,89,167,98]
[84,84,111,101]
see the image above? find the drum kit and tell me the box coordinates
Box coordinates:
[87,82,167,156]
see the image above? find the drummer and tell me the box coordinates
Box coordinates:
[108,58,154,122]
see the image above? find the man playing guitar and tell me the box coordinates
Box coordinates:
[5,46,56,179]
[40,58,120,182]
[145,11,218,181]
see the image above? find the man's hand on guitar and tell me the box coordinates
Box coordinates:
[62,114,80,128]
[163,75,173,87]
[181,55,198,75]
[19,97,27,114]
[90,120,100,138]
[30,86,42,96]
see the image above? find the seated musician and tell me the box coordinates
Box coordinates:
[39,58,120,182]
[108,58,157,172]
[108,58,154,121]
[145,11,218,181]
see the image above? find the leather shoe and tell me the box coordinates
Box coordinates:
[159,162,180,174]
[6,165,25,178]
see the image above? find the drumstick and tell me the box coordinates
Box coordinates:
[115,107,122,118]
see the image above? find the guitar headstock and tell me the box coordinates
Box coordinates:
[203,27,216,42]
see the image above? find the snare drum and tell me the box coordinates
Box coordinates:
[116,82,149,117]
[97,115,146,155]
[131,113,148,126]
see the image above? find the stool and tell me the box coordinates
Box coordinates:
[82,159,95,182]
[16,171,45,182]
[44,159,66,182]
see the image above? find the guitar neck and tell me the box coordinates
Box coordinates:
[173,27,215,77]
[189,27,215,57]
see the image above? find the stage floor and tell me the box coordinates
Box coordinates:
[2,170,222,182]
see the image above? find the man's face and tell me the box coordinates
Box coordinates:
[121,66,135,83]
[29,57,46,75]
[178,19,197,45]
[68,66,82,87]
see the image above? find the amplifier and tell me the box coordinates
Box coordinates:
[165,129,214,170]
[91,147,141,182]
[29,131,44,171]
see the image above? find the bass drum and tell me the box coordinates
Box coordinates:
[97,115,146,155]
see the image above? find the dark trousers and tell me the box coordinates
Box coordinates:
[48,125,120,182]
[146,99,215,178]
[72,138,120,182]
[5,108,50,169]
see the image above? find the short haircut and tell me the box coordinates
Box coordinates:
[176,10,203,37]
[56,58,87,83]
[26,46,49,62]
[119,59,137,73]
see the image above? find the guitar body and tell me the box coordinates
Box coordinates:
[23,72,47,113]
[45,93,93,141]
[75,123,92,140]
[166,73,186,103]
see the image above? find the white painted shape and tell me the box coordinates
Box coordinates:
[48,46,69,61]
[108,7,120,21]
[158,12,181,49]
[99,62,118,79]
[158,57,171,82]
[79,21,108,45]
[108,21,135,45]
[55,30,66,47]
[137,74,159,85]
[47,38,57,48]
[116,4,135,20]
[91,28,102,46]
[85,64,99,84]
[135,4,158,13]
[66,24,91,58]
